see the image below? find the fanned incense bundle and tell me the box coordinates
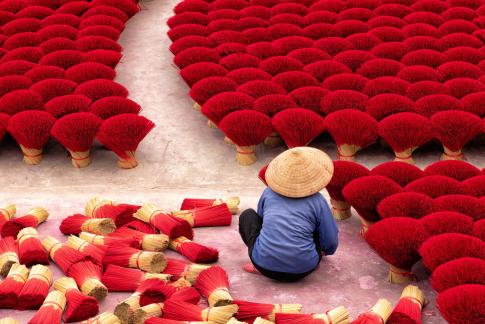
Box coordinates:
[163,300,238,323]
[163,258,210,284]
[169,237,219,263]
[60,214,116,235]
[272,108,326,148]
[370,162,424,187]
[436,284,485,324]
[41,235,88,274]
[0,263,29,308]
[103,244,167,273]
[111,227,169,252]
[405,175,464,198]
[81,312,120,324]
[275,306,349,324]
[102,264,171,292]
[171,204,232,227]
[388,285,425,324]
[85,197,139,227]
[0,237,18,276]
[424,161,481,181]
[17,265,52,310]
[69,261,107,301]
[420,212,474,236]
[234,300,303,321]
[66,235,105,265]
[17,227,49,266]
[430,257,485,293]
[1,207,48,238]
[194,266,232,307]
[180,197,240,215]
[53,276,99,322]
[0,204,15,231]
[135,204,194,239]
[377,192,434,219]
[114,279,168,324]
[80,231,140,249]
[28,290,66,324]
[433,194,485,221]
[351,299,393,324]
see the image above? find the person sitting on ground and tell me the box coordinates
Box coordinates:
[239,147,339,282]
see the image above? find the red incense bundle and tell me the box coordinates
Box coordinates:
[424,160,481,181]
[123,220,157,234]
[194,266,232,307]
[69,260,108,301]
[430,257,485,293]
[405,175,464,198]
[111,227,169,252]
[218,110,273,165]
[377,192,434,219]
[325,109,378,161]
[272,108,326,148]
[41,236,89,274]
[180,197,240,215]
[388,285,425,324]
[364,218,427,283]
[96,114,155,168]
[378,113,433,164]
[326,161,369,220]
[473,219,485,241]
[162,258,210,284]
[60,214,116,235]
[370,161,424,187]
[6,110,56,164]
[169,236,219,263]
[419,233,485,271]
[351,299,393,324]
[430,110,482,160]
[135,204,193,239]
[80,312,119,324]
[1,207,48,238]
[66,235,105,265]
[274,306,349,324]
[436,284,485,324]
[17,265,52,310]
[28,290,66,324]
[17,227,49,266]
[103,244,167,273]
[171,204,232,227]
[0,263,29,308]
[0,204,15,231]
[0,237,19,276]
[80,231,140,249]
[101,264,171,292]
[50,112,102,168]
[170,286,201,304]
[163,300,238,323]
[132,303,165,324]
[234,300,303,321]
[53,276,99,322]
[433,194,485,221]
[462,176,485,198]
[85,197,139,227]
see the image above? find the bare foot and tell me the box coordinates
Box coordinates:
[243,263,261,275]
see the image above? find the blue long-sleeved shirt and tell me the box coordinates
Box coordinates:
[251,188,339,274]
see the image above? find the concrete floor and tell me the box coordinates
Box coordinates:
[0,0,484,322]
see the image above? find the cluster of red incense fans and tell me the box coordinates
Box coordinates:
[0,0,155,169]
[329,159,485,323]
[167,0,485,165]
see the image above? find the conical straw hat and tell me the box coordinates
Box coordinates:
[266,147,334,198]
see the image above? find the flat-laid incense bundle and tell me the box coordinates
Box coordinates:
[81,312,121,324]
[112,227,169,252]
[171,204,232,227]
[69,261,108,301]
[41,236,88,274]
[0,318,18,324]
[253,318,274,324]
[163,300,238,324]
[1,207,48,238]
[17,265,52,310]
[195,266,232,307]
[0,263,29,308]
[135,204,194,239]
[66,235,105,265]
[180,197,240,215]
[103,244,167,273]
[102,265,171,292]
[28,290,66,324]
[85,197,139,227]
[80,231,140,249]
[133,302,164,324]
[0,204,15,231]
[234,300,302,321]
[60,214,116,235]
[163,258,210,284]
[53,276,99,322]
[388,285,425,324]
[275,306,350,324]
[0,237,19,276]
[226,318,246,324]
[351,299,393,324]
[169,236,219,263]
[17,227,49,266]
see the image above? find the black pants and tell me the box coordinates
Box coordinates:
[239,209,322,282]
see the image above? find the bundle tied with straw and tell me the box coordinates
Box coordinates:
[111,227,169,252]
[53,276,99,322]
[163,258,210,284]
[234,300,302,322]
[133,302,165,324]
[135,204,194,239]
[194,266,232,307]
[41,235,89,274]
[101,264,171,292]
[0,204,15,231]
[66,235,105,265]
[81,312,121,324]
[171,203,232,227]
[85,197,139,227]
[1,207,48,238]
[80,232,140,250]
[103,244,167,273]
[180,197,240,215]
[17,265,52,310]
[0,263,29,308]
[17,227,49,266]
[169,236,219,263]
[163,300,238,324]
[275,306,350,324]
[28,290,66,324]
[60,214,116,235]
[388,285,425,324]
[226,318,245,324]
[253,318,274,324]
[0,237,18,276]
[69,260,108,301]
[0,318,18,324]
[351,299,393,324]
[144,319,211,324]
